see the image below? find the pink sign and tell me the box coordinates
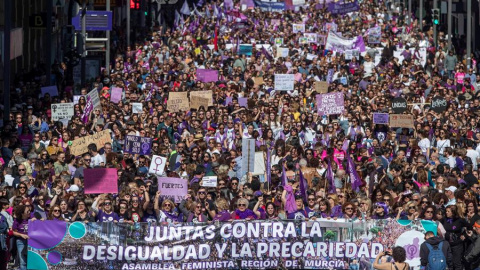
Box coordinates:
[196,69,218,83]
[110,87,122,103]
[83,168,118,194]
[157,177,188,203]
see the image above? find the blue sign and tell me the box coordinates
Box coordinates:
[238,45,253,56]
[254,0,285,12]
[72,11,113,31]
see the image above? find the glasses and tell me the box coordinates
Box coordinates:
[231,183,238,186]
[164,204,171,207]
[425,211,433,214]
[421,201,429,204]
[327,197,333,200]
[308,198,315,201]
[19,186,26,189]
[409,206,416,210]
[338,195,344,198]
[237,204,246,207]
[18,169,26,171]
[376,206,384,209]
[345,207,353,210]
[120,206,127,209]
[53,209,61,212]
[198,191,206,195]
[104,202,111,205]
[132,200,139,203]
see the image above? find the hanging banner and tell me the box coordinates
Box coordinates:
[328,0,359,14]
[325,31,366,53]
[27,219,435,269]
[254,0,285,12]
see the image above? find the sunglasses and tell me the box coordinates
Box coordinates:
[345,207,353,210]
[164,204,171,207]
[104,202,112,205]
[198,191,206,194]
[409,206,416,210]
[237,204,246,207]
[53,209,61,212]
[308,198,315,201]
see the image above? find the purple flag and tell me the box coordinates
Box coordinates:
[299,169,308,205]
[347,154,362,192]
[213,4,219,17]
[174,10,180,28]
[266,148,271,186]
[341,139,349,152]
[180,1,191,15]
[281,159,287,187]
[81,96,93,123]
[326,158,336,193]
[224,0,234,10]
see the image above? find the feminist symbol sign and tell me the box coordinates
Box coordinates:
[149,155,167,176]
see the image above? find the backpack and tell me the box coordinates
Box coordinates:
[426,242,447,270]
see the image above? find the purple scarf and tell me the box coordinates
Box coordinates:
[234,209,256,220]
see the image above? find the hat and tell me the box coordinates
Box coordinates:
[27,106,33,109]
[193,134,203,142]
[67,185,80,192]
[207,127,215,132]
[474,221,480,228]
[445,186,457,193]
[127,120,135,125]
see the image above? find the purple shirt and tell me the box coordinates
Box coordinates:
[213,210,231,222]
[96,210,119,222]
[12,218,29,234]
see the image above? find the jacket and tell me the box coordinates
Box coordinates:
[419,236,453,269]
[465,234,480,269]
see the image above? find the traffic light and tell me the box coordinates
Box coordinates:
[130,0,140,9]
[432,9,440,25]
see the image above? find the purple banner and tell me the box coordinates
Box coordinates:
[124,135,153,155]
[316,92,345,115]
[196,69,218,83]
[373,113,389,124]
[157,177,188,203]
[110,87,122,103]
[327,1,359,14]
[238,97,248,108]
[81,96,93,123]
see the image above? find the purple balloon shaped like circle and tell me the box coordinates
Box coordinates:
[28,220,67,250]
[47,250,62,265]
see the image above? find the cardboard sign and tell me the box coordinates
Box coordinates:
[83,168,118,194]
[51,103,74,122]
[87,89,101,110]
[110,87,122,103]
[373,113,389,124]
[316,92,345,115]
[314,81,329,93]
[201,176,218,187]
[253,77,264,86]
[196,69,218,83]
[149,155,167,176]
[190,91,213,107]
[190,96,210,110]
[70,129,112,156]
[253,152,265,176]
[124,135,152,155]
[167,92,189,112]
[41,85,59,97]
[390,114,414,128]
[391,97,407,114]
[274,74,295,91]
[157,177,188,203]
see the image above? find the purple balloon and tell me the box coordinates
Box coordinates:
[28,220,67,250]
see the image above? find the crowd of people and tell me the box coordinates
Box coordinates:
[1,0,480,269]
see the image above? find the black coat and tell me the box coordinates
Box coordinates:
[419,236,453,268]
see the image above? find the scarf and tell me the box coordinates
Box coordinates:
[234,209,256,220]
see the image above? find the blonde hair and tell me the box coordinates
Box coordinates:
[215,198,229,212]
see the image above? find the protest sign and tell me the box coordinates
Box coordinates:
[190,96,210,109]
[292,0,306,5]
[83,168,118,194]
[157,177,188,203]
[132,103,143,114]
[238,97,248,108]
[274,74,295,91]
[70,129,112,156]
[324,23,337,32]
[28,219,434,270]
[390,114,414,128]
[304,33,317,43]
[253,152,265,176]
[373,113,389,124]
[299,37,308,44]
[314,81,329,93]
[431,96,447,113]
[391,97,407,114]
[253,77,264,86]
[344,49,359,60]
[242,139,256,175]
[318,35,327,45]
[201,176,218,187]
[196,69,218,83]
[41,85,59,97]
[87,89,101,110]
[110,87,122,103]
[149,155,167,176]
[51,103,74,122]
[276,47,289,58]
[254,0,285,12]
[238,44,253,56]
[190,90,213,106]
[328,0,359,14]
[316,92,345,115]
[292,24,305,33]
[167,92,189,112]
[124,135,153,155]
[275,38,283,46]
[225,96,233,106]
[306,53,317,60]
[325,31,366,53]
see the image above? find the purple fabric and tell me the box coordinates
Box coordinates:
[326,159,336,193]
[234,209,256,220]
[347,154,362,192]
[213,210,231,221]
[283,184,297,214]
[299,169,308,204]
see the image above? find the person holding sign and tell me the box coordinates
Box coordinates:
[153,191,181,224]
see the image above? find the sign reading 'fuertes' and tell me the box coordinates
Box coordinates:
[391,97,407,114]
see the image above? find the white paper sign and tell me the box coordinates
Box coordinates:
[87,89,101,110]
[51,103,74,121]
[149,155,167,176]
[73,95,86,105]
[132,103,143,114]
[292,24,305,33]
[275,74,295,91]
[276,47,289,58]
[253,152,265,176]
[306,53,317,60]
[202,176,218,187]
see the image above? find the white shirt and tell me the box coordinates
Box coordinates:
[90,153,105,167]
[418,138,431,154]
[436,139,450,155]
[466,149,479,170]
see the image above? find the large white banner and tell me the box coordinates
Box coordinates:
[325,32,366,53]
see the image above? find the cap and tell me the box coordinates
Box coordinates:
[67,185,80,192]
[127,120,135,125]
[473,221,480,228]
[445,186,457,193]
